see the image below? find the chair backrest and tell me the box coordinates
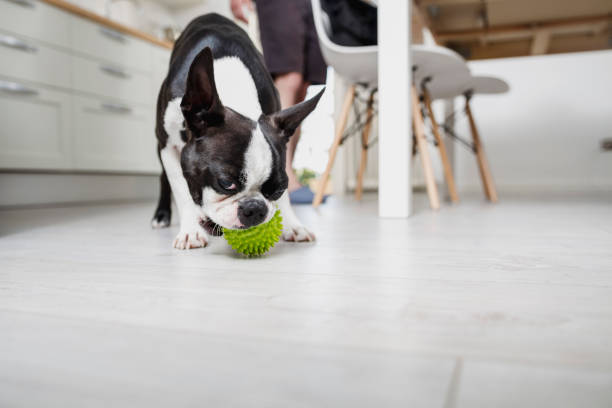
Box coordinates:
[310,0,378,84]
[311,0,377,54]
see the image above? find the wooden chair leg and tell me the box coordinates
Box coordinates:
[423,89,459,203]
[411,85,440,210]
[465,98,498,203]
[313,84,356,207]
[355,92,375,201]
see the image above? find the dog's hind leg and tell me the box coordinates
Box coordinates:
[151,170,172,228]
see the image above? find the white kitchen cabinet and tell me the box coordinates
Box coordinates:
[70,16,152,72]
[72,95,154,172]
[0,0,70,49]
[144,108,162,172]
[151,44,170,96]
[0,32,71,89]
[71,54,153,105]
[0,78,72,169]
[0,0,171,175]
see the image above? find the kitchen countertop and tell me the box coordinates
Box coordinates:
[41,0,174,49]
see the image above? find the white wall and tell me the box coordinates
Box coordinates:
[455,50,612,193]
[339,50,612,196]
[171,0,233,27]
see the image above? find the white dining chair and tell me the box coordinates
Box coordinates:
[411,45,471,209]
[436,75,509,203]
[310,0,378,207]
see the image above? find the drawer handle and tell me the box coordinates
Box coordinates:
[99,27,127,43]
[101,102,132,114]
[100,65,131,79]
[0,34,37,53]
[0,80,39,96]
[3,0,36,8]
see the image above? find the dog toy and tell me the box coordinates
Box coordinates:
[223,210,283,257]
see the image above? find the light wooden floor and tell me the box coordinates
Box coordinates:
[1,192,611,407]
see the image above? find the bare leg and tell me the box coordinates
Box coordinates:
[286,81,309,184]
[275,72,309,192]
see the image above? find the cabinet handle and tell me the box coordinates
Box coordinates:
[0,80,39,96]
[3,0,36,8]
[0,34,37,53]
[101,102,132,114]
[100,64,131,79]
[99,27,126,43]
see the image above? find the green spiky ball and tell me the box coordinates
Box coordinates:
[223,210,283,257]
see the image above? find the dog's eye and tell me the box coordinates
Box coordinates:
[218,178,236,191]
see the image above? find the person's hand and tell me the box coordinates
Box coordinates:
[230,0,254,24]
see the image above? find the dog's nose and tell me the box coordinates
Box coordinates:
[238,199,268,228]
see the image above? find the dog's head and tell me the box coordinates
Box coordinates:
[179,47,324,233]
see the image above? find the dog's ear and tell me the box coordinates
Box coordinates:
[268,88,325,140]
[181,47,224,133]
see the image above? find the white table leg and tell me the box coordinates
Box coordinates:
[377,0,412,218]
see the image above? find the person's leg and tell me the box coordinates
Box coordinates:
[286,80,310,162]
[275,72,309,191]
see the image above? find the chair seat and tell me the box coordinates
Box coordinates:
[412,45,471,83]
[321,45,378,84]
[463,75,510,95]
[421,71,472,100]
[411,45,472,99]
[427,74,510,100]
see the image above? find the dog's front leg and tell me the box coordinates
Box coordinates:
[160,146,208,249]
[277,191,315,242]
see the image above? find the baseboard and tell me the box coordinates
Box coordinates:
[0,172,159,208]
[457,183,612,195]
[345,179,612,196]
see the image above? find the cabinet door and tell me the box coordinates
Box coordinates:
[0,32,71,89]
[72,55,152,105]
[151,45,170,93]
[70,16,151,72]
[0,0,70,49]
[144,106,162,173]
[0,79,72,169]
[73,95,157,172]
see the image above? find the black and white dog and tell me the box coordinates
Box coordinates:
[151,14,324,249]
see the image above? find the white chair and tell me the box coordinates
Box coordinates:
[310,0,378,207]
[311,2,497,209]
[410,45,471,209]
[464,75,509,95]
[438,75,509,203]
[418,72,508,203]
[426,74,508,100]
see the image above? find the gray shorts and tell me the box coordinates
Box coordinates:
[256,0,327,85]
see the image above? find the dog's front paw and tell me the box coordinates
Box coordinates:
[282,223,316,242]
[173,225,208,249]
